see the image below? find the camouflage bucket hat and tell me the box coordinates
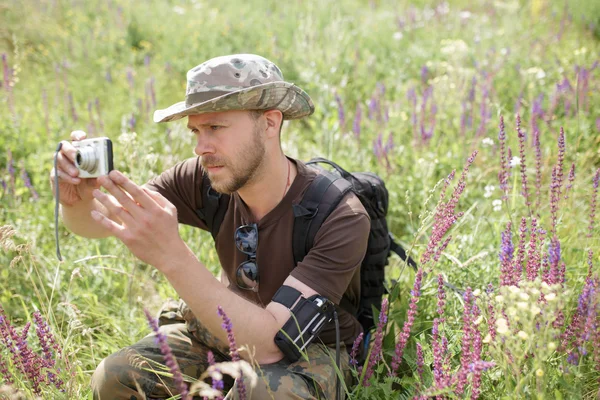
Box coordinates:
[153,54,315,123]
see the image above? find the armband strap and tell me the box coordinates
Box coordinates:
[271,285,302,309]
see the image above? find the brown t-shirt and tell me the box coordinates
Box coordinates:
[145,157,370,347]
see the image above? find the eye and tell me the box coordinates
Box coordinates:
[190,128,199,134]
[210,125,221,131]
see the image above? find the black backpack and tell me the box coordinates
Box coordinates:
[196,157,417,335]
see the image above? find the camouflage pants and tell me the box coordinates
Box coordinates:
[91,299,350,400]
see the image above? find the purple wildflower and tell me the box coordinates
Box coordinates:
[420,65,429,83]
[7,149,15,195]
[437,274,446,316]
[368,95,378,120]
[499,221,515,286]
[349,332,364,366]
[143,309,190,400]
[533,128,543,210]
[15,322,44,394]
[2,53,9,90]
[421,152,477,265]
[334,92,345,129]
[498,116,509,200]
[588,168,600,238]
[384,131,394,153]
[531,93,544,136]
[526,218,541,281]
[456,288,474,395]
[470,304,484,399]
[126,66,135,89]
[565,163,575,199]
[217,306,246,399]
[511,217,528,285]
[546,236,561,285]
[390,269,424,377]
[33,312,63,389]
[352,104,362,139]
[556,128,566,192]
[516,115,531,208]
[362,298,388,385]
[21,168,39,201]
[415,342,424,382]
[487,284,497,341]
[586,250,594,283]
[431,318,446,389]
[206,351,224,399]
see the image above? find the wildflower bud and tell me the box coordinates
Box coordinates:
[508,285,520,294]
[474,315,483,325]
[473,289,481,297]
[482,333,492,343]
[497,324,509,335]
[496,318,508,327]
[507,307,517,316]
[519,292,530,301]
[530,288,540,296]
[541,282,551,292]
[531,306,541,315]
[545,293,556,301]
[495,295,505,303]
[548,342,557,351]
[517,331,528,340]
[536,369,544,377]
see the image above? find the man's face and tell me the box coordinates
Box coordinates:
[188,110,266,194]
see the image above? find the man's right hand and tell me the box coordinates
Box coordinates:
[50,130,101,207]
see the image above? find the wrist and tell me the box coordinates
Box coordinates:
[157,241,198,276]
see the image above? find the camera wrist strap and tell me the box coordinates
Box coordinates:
[54,142,63,261]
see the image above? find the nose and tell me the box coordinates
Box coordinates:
[194,132,216,157]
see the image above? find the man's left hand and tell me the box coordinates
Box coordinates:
[91,170,185,269]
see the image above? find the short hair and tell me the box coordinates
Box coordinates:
[248,110,283,135]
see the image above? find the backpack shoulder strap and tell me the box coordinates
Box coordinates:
[195,169,230,240]
[292,170,352,265]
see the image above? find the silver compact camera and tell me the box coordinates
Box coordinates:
[72,137,114,178]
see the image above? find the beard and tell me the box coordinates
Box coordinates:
[201,124,266,194]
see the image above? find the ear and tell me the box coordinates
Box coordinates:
[262,109,283,139]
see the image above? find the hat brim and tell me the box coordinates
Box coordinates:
[153,81,314,123]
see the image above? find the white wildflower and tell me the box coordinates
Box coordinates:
[482,137,494,146]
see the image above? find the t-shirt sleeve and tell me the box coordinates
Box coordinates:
[290,194,370,304]
[144,157,209,230]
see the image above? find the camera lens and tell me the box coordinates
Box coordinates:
[75,146,98,173]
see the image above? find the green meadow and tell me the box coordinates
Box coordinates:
[1,0,599,398]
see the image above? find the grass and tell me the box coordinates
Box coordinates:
[1,0,599,398]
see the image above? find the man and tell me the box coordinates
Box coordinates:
[51,54,370,399]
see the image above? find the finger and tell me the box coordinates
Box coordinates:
[107,170,158,211]
[91,210,124,237]
[70,130,88,141]
[97,175,144,218]
[143,187,170,208]
[92,188,136,226]
[57,144,80,173]
[51,167,82,185]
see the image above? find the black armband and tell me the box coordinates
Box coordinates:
[272,285,335,362]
